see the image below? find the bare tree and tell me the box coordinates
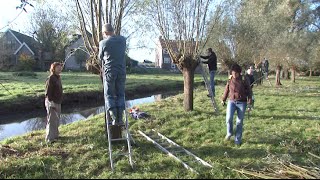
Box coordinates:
[73,0,137,74]
[146,0,221,111]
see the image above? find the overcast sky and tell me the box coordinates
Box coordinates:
[0,0,155,62]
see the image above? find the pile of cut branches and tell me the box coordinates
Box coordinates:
[234,152,320,179]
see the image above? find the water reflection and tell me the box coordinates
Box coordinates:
[0,93,177,141]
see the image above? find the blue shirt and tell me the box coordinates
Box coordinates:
[99,35,126,75]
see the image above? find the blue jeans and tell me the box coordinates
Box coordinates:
[226,100,247,144]
[209,70,216,96]
[103,72,126,112]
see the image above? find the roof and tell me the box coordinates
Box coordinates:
[9,29,39,55]
[158,36,197,54]
[67,30,93,47]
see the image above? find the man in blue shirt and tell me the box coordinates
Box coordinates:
[99,23,126,125]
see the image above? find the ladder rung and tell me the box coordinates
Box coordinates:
[151,138,162,141]
[159,143,170,147]
[166,146,180,150]
[111,138,128,142]
[113,152,130,157]
[172,150,185,153]
[187,159,200,163]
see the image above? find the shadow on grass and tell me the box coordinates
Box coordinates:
[265,93,320,98]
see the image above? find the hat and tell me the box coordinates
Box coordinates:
[102,23,114,33]
[230,64,242,73]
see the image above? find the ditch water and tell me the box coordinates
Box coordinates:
[0,91,180,141]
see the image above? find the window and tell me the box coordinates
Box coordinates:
[164,57,171,63]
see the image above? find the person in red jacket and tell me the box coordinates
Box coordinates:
[44,62,63,143]
[221,63,252,146]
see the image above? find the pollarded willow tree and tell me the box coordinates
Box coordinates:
[145,0,222,111]
[206,0,292,70]
[74,0,138,74]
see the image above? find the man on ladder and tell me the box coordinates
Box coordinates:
[200,48,217,97]
[99,23,133,170]
[198,48,219,114]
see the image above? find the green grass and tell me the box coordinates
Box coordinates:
[0,75,319,178]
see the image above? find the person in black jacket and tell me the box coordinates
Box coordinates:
[45,62,63,143]
[245,66,255,109]
[200,48,217,97]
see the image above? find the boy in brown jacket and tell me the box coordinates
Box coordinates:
[221,63,252,146]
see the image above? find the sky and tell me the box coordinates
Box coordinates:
[0,0,156,62]
[0,0,34,32]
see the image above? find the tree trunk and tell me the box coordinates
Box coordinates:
[309,68,312,77]
[182,68,195,111]
[291,67,296,83]
[276,65,282,86]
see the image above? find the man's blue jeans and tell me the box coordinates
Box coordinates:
[103,72,126,112]
[209,70,216,96]
[226,100,247,144]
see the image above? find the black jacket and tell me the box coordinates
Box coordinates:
[45,74,63,104]
[200,52,217,71]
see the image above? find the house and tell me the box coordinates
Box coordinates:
[155,36,198,72]
[64,34,90,70]
[155,36,178,71]
[64,33,140,71]
[0,29,40,70]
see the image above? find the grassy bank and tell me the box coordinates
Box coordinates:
[0,76,319,178]
[0,72,220,115]
[0,71,186,103]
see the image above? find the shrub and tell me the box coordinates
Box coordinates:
[17,53,36,71]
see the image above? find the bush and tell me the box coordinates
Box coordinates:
[17,53,36,71]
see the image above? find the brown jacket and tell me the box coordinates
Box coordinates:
[222,76,252,104]
[45,74,63,104]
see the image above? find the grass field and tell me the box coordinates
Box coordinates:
[0,75,319,178]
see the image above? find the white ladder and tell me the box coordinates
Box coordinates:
[138,129,213,174]
[101,66,133,171]
[104,109,134,171]
[198,60,219,114]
